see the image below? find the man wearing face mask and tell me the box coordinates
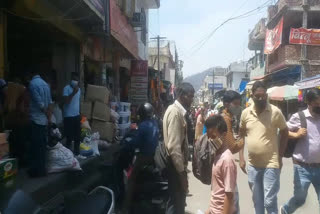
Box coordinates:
[63,72,82,159]
[281,88,320,214]
[221,90,244,214]
[239,81,288,214]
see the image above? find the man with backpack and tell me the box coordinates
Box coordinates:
[281,88,320,214]
[163,82,195,214]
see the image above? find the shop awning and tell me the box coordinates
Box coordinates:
[245,81,256,90]
[267,85,299,101]
[295,75,320,89]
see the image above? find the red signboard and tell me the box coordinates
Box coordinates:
[110,0,139,59]
[264,17,284,54]
[289,28,320,46]
[130,60,148,104]
[131,60,148,76]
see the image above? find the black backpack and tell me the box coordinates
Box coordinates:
[284,111,307,158]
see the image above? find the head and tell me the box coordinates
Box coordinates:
[71,72,79,88]
[223,90,242,116]
[205,115,227,140]
[175,82,195,110]
[251,81,268,111]
[138,102,154,121]
[306,88,320,116]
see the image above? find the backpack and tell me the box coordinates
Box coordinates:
[192,134,222,185]
[284,111,307,158]
[154,141,170,172]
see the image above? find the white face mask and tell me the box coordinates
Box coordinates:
[229,105,242,116]
[71,80,78,88]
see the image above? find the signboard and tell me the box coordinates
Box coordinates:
[289,28,320,46]
[130,60,149,104]
[208,83,223,90]
[110,0,139,59]
[264,17,284,54]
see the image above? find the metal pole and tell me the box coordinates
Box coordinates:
[301,0,309,80]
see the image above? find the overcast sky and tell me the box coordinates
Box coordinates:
[149,0,269,77]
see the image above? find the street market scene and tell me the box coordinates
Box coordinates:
[0,0,320,214]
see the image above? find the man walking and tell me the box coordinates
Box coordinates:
[239,81,288,214]
[163,82,195,214]
[28,72,52,177]
[63,72,82,158]
[281,88,320,214]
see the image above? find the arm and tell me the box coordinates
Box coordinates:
[238,111,247,174]
[166,112,188,193]
[63,86,79,104]
[277,111,289,168]
[223,192,234,214]
[288,129,307,139]
[29,84,45,111]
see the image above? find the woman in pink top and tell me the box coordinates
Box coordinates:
[205,115,237,214]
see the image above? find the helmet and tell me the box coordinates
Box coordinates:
[138,103,154,121]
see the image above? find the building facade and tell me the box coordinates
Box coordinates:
[226,61,249,92]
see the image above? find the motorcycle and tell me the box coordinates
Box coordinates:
[3,186,115,214]
[118,128,168,214]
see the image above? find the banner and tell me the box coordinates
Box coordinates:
[264,17,284,54]
[289,28,320,46]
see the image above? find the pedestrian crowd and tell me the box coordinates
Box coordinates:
[161,81,320,214]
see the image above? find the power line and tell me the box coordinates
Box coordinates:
[181,0,272,58]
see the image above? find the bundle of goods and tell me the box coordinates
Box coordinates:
[0,132,9,159]
[81,84,117,143]
[111,102,132,139]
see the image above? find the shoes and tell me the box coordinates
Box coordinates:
[75,154,87,160]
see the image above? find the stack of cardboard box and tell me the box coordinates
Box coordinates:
[80,84,116,142]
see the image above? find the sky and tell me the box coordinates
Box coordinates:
[149,0,270,78]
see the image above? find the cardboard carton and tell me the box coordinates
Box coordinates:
[91,120,114,142]
[81,102,93,119]
[0,158,17,181]
[0,141,8,159]
[86,84,110,104]
[92,102,111,122]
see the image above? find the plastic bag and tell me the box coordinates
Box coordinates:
[80,139,94,157]
[110,109,120,122]
[47,143,82,173]
[90,132,100,156]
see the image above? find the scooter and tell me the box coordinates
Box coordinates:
[3,186,115,214]
[119,129,168,214]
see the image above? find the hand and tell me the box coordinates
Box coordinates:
[73,85,79,94]
[239,158,247,174]
[296,128,307,138]
[179,172,189,194]
[279,157,283,170]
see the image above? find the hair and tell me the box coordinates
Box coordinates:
[205,115,227,134]
[252,81,267,94]
[175,82,195,98]
[71,72,79,78]
[306,88,320,103]
[223,90,241,103]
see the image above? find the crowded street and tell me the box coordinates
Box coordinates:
[1,0,320,214]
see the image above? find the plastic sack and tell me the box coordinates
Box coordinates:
[90,132,100,156]
[80,139,94,157]
[81,120,91,130]
[110,109,120,123]
[47,143,82,173]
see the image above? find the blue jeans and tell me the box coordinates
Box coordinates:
[248,165,280,214]
[282,164,320,214]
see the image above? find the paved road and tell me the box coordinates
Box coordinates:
[186,155,318,214]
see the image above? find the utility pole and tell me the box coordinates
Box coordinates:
[151,35,166,100]
[212,68,215,102]
[301,0,309,80]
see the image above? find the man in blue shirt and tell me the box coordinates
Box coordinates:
[28,73,52,177]
[63,72,81,158]
[123,103,159,212]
